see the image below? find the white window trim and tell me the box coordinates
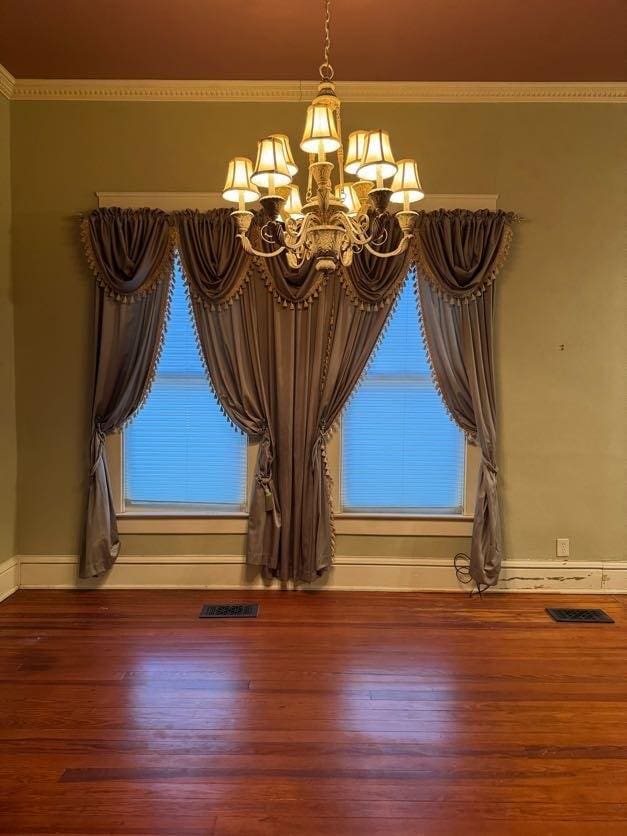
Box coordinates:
[100,191,496,538]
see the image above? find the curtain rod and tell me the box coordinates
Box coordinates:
[75,210,527,220]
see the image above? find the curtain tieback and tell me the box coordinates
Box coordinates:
[257,429,281,527]
[257,476,275,511]
[482,455,499,477]
[90,424,107,476]
[256,474,282,528]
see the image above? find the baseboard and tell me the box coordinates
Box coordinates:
[0,557,19,602]
[15,553,627,593]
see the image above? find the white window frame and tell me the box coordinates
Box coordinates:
[100,191,497,537]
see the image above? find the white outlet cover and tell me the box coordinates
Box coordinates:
[556,538,570,557]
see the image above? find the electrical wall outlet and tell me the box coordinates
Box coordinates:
[556,538,570,557]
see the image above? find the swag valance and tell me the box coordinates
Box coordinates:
[80,205,515,591]
[82,207,176,301]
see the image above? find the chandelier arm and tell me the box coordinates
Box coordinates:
[341,211,372,239]
[237,234,286,260]
[285,248,308,270]
[347,229,373,247]
[364,235,413,259]
[261,222,282,245]
[284,213,317,249]
[333,212,374,247]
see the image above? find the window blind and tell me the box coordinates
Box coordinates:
[341,275,465,514]
[124,265,247,510]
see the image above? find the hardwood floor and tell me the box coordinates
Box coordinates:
[0,589,626,835]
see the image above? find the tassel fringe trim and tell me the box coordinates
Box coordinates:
[119,267,175,432]
[176,251,249,437]
[326,277,406,443]
[413,270,477,443]
[321,437,336,561]
[253,256,330,310]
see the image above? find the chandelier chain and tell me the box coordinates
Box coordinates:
[319,0,334,81]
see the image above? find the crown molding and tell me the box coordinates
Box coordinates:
[8,78,626,103]
[0,64,16,100]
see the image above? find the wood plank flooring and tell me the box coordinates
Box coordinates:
[0,589,626,835]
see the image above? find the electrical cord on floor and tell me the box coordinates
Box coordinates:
[453,552,489,598]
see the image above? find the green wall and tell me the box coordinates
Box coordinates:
[0,96,16,564]
[9,100,626,563]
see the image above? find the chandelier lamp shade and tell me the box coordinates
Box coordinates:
[221,0,425,273]
[301,103,342,154]
[334,183,360,216]
[270,134,299,177]
[390,159,425,209]
[222,157,260,208]
[250,137,293,192]
[277,184,305,220]
[344,130,369,175]
[357,129,397,183]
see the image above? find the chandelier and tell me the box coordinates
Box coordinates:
[222,0,424,274]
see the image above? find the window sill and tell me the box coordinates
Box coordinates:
[116,513,473,537]
[117,514,248,535]
[334,514,473,536]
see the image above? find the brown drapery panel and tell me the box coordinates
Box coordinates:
[175,209,281,567]
[177,210,409,582]
[80,208,175,578]
[414,209,514,589]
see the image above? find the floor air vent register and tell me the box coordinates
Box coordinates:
[546,608,614,624]
[199,603,259,619]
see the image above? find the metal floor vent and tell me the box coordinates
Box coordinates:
[199,603,259,619]
[546,608,614,624]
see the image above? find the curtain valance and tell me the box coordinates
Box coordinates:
[81,207,175,302]
[175,208,253,309]
[82,207,514,311]
[414,209,514,304]
[174,209,415,311]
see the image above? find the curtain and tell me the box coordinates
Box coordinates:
[176,209,281,568]
[80,208,175,578]
[177,210,409,582]
[414,209,514,589]
[80,206,515,587]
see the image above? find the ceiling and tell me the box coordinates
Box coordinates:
[0,0,625,82]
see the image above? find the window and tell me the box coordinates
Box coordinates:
[118,267,468,524]
[123,265,247,512]
[341,274,465,514]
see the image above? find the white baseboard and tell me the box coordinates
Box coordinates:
[0,557,19,602]
[15,553,627,593]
